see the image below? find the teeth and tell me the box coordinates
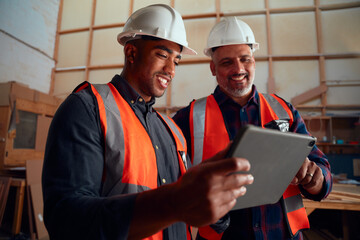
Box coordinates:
[232,75,246,81]
[159,77,167,84]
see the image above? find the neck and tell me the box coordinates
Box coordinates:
[120,68,151,102]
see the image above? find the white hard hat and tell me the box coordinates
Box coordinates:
[204,17,259,56]
[117,4,197,55]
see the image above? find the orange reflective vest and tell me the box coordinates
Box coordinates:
[75,82,190,240]
[190,93,310,239]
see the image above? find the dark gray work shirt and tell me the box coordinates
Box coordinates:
[42,75,187,240]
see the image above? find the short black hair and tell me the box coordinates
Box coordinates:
[141,35,183,52]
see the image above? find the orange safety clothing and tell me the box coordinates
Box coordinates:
[190,93,309,239]
[75,82,189,240]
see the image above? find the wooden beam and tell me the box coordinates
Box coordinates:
[59,27,90,34]
[291,84,328,106]
[265,0,275,94]
[129,0,134,15]
[92,22,125,30]
[85,0,97,82]
[296,104,360,110]
[215,0,220,22]
[53,0,64,64]
[182,13,218,20]
[223,10,266,17]
[320,2,360,11]
[270,6,315,14]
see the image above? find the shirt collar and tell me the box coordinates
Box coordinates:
[110,74,156,110]
[213,85,260,107]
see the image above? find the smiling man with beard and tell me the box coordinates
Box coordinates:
[173,17,332,240]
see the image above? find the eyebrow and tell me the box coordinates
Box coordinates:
[154,45,182,60]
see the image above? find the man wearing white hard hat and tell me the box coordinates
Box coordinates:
[173,17,332,239]
[42,6,254,240]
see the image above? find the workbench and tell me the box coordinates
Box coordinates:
[304,183,360,214]
[304,183,360,240]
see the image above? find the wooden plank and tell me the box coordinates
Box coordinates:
[304,184,360,212]
[270,6,315,14]
[26,159,43,185]
[11,178,26,235]
[85,0,97,82]
[291,84,328,106]
[320,2,360,11]
[92,22,125,30]
[26,185,36,240]
[296,104,360,110]
[15,98,59,116]
[0,176,12,225]
[58,27,90,34]
[35,116,52,152]
[4,150,44,168]
[26,159,45,239]
[303,199,360,211]
[215,0,220,22]
[29,183,48,240]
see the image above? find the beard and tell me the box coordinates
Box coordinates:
[221,72,255,98]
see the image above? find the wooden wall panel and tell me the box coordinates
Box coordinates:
[133,0,172,11]
[53,71,85,98]
[57,32,89,68]
[221,0,265,12]
[320,0,360,4]
[174,0,216,15]
[60,0,92,30]
[269,0,314,8]
[240,15,268,57]
[322,8,360,54]
[183,18,216,59]
[94,0,130,25]
[273,60,320,102]
[271,12,318,55]
[53,0,360,114]
[91,28,124,66]
[327,87,360,106]
[88,69,123,84]
[252,61,269,94]
[171,64,216,106]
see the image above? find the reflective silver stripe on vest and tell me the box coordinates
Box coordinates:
[159,113,185,149]
[93,84,151,196]
[282,194,304,213]
[192,97,207,166]
[261,94,289,120]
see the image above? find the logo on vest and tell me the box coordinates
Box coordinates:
[265,120,290,132]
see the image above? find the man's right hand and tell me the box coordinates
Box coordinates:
[171,144,254,227]
[128,145,253,239]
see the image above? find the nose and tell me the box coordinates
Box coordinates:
[164,59,176,78]
[234,59,246,73]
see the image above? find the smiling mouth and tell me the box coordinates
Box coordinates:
[157,75,171,88]
[230,73,248,81]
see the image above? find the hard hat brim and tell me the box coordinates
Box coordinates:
[203,42,259,57]
[117,31,197,55]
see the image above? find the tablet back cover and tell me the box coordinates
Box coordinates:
[227,125,315,210]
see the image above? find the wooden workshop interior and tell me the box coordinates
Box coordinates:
[0,0,359,239]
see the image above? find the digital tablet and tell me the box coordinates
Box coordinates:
[226,125,316,210]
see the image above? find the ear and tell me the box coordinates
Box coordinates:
[124,43,137,63]
[210,60,216,76]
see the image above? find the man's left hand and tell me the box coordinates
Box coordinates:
[291,157,324,195]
